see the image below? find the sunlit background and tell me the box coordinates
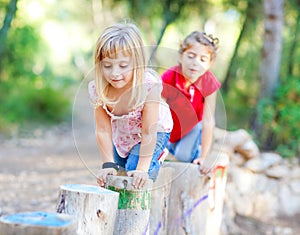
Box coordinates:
[0,0,299,158]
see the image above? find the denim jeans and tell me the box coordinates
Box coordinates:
[167,122,202,162]
[113,132,170,181]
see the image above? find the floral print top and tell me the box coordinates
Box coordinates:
[88,70,173,157]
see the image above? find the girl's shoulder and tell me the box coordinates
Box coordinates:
[145,68,161,84]
[144,69,162,91]
[88,80,102,108]
[161,66,180,84]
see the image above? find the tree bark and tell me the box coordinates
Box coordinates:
[164,162,210,235]
[259,0,284,99]
[222,12,249,93]
[0,0,18,76]
[56,184,119,235]
[252,0,284,145]
[105,175,153,235]
[150,167,174,235]
[287,7,300,76]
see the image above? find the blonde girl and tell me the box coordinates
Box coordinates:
[89,22,173,189]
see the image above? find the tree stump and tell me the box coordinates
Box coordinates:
[105,175,153,235]
[164,162,210,235]
[56,184,119,235]
[150,166,174,235]
[0,211,76,235]
[205,150,229,235]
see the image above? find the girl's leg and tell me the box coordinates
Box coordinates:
[125,132,170,181]
[167,122,202,162]
[113,146,127,168]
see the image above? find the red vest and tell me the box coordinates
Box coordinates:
[162,66,221,142]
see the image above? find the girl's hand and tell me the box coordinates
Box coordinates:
[193,158,211,175]
[127,170,149,189]
[96,168,117,187]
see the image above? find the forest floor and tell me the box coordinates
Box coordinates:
[0,124,299,235]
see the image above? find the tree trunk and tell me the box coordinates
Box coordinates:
[0,0,18,76]
[150,166,174,235]
[164,162,210,235]
[259,0,284,99]
[105,175,153,235]
[0,211,76,235]
[222,13,249,93]
[287,8,300,76]
[56,184,119,235]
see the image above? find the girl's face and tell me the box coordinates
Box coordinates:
[179,42,213,84]
[101,53,134,90]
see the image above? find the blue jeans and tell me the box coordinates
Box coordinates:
[167,122,202,162]
[113,132,170,181]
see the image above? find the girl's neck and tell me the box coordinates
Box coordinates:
[184,80,192,89]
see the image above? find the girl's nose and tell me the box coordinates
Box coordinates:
[111,65,120,76]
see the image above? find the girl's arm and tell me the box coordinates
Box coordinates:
[193,92,217,174]
[94,106,116,186]
[128,86,160,188]
[138,100,159,171]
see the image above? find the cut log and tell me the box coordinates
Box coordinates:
[150,166,174,235]
[56,184,119,235]
[0,211,76,235]
[164,162,210,235]
[105,175,153,235]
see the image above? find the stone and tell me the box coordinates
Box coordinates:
[265,165,290,179]
[290,180,300,194]
[278,184,300,216]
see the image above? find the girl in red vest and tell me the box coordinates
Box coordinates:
[162,31,221,174]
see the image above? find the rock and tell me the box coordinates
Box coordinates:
[290,167,300,179]
[244,158,267,172]
[290,180,300,194]
[279,184,300,216]
[244,152,282,173]
[252,193,279,219]
[261,152,282,166]
[266,165,290,179]
[235,139,260,159]
[229,166,256,195]
[231,153,247,166]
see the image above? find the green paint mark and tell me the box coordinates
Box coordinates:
[215,167,227,178]
[108,186,151,210]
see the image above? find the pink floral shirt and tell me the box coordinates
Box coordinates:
[88,71,173,158]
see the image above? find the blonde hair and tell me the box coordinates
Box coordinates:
[179,31,219,61]
[94,22,146,108]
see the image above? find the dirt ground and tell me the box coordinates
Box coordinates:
[0,124,299,235]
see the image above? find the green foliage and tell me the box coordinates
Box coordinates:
[0,19,72,131]
[256,77,300,158]
[0,79,70,125]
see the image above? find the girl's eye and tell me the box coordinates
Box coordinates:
[187,53,196,59]
[200,56,210,62]
[119,64,128,68]
[103,63,112,68]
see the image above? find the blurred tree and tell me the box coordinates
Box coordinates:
[222,0,261,93]
[0,0,18,76]
[106,0,210,60]
[253,0,284,149]
[287,0,300,77]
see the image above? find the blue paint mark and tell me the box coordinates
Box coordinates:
[142,217,150,235]
[169,194,208,228]
[0,212,74,227]
[183,194,208,218]
[153,221,162,235]
[61,184,118,195]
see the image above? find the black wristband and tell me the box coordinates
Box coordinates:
[102,162,119,170]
